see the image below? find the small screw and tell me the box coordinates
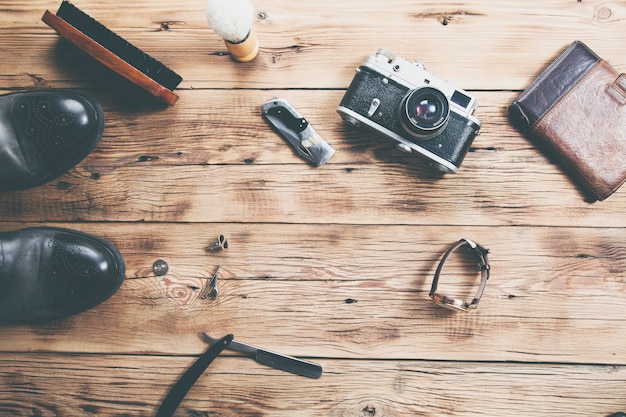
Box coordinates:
[205,235,229,251]
[153,259,169,276]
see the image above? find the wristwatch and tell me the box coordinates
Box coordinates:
[429,239,490,312]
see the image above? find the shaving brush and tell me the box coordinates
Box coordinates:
[206,0,259,62]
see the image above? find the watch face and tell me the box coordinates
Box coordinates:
[431,293,471,312]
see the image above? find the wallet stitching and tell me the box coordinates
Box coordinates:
[516,42,580,104]
[533,60,602,130]
[517,42,600,129]
[534,61,621,200]
[609,74,626,102]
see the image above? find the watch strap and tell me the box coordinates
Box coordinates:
[429,239,490,312]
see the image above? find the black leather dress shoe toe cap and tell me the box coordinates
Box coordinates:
[0,89,105,191]
[0,227,125,323]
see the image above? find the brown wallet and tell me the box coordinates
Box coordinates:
[510,41,626,201]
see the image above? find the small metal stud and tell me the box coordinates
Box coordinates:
[152,259,169,276]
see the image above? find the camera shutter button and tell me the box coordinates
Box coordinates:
[397,143,412,154]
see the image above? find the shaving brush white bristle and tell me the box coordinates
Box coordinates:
[206,0,255,43]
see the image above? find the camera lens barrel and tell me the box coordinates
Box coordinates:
[399,87,450,140]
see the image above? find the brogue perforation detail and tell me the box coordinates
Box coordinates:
[46,238,98,302]
[15,97,76,156]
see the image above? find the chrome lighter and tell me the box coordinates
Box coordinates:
[261,98,335,167]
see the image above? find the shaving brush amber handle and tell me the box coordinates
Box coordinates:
[224,28,259,62]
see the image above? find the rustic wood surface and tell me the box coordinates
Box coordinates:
[1,0,625,416]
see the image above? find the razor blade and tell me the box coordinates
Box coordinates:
[261,98,335,167]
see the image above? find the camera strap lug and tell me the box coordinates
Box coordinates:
[367,98,381,117]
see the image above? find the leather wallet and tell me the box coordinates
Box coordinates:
[510,41,626,201]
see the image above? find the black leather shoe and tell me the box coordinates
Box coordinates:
[0,89,105,191]
[0,227,125,323]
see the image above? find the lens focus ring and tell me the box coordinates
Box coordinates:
[399,87,450,140]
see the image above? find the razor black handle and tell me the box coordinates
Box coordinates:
[155,334,233,417]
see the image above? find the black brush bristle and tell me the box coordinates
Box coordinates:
[56,1,182,91]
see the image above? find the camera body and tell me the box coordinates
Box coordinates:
[337,49,481,173]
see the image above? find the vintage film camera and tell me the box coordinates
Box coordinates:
[337,49,481,173]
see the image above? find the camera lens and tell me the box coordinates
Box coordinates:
[399,87,450,139]
[415,100,438,120]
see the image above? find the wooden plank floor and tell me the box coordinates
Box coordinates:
[1,0,625,415]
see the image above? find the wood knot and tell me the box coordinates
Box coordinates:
[438,13,452,25]
[162,276,204,309]
[595,6,613,21]
[362,405,376,416]
[26,73,48,88]
[156,21,185,31]
[138,155,158,162]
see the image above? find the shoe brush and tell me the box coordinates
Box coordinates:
[42,1,182,106]
[205,0,259,62]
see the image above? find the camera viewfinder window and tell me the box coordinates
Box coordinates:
[451,91,472,109]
